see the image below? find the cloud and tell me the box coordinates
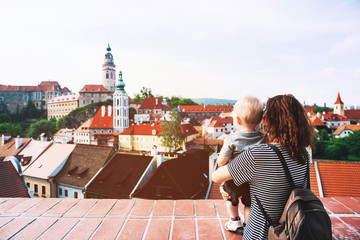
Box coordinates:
[273,54,303,63]
[320,67,360,78]
[330,34,360,55]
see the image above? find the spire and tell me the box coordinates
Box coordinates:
[115,71,126,94]
[106,43,111,52]
[334,92,344,105]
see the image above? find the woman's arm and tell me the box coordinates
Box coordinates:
[212,165,233,183]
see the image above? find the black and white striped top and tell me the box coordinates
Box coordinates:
[227,144,308,240]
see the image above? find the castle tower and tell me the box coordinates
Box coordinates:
[334,92,345,116]
[102,44,116,92]
[113,71,129,133]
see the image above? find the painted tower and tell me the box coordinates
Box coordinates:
[334,92,345,116]
[102,44,116,92]
[113,71,129,133]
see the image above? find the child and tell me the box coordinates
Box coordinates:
[217,96,264,232]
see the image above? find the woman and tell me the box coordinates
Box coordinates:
[212,94,315,239]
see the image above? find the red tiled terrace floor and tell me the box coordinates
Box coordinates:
[0,197,360,239]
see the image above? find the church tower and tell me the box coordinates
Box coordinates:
[113,71,129,133]
[334,92,345,116]
[102,44,116,92]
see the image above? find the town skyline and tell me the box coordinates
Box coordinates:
[1,0,360,107]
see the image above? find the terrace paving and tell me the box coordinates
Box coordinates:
[0,197,359,240]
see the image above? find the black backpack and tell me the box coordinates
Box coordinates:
[255,144,332,240]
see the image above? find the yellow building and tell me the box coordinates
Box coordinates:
[47,93,79,120]
[21,142,76,198]
[119,122,199,153]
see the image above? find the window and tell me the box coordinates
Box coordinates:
[74,191,78,198]
[34,184,38,193]
[26,182,30,187]
[42,186,46,196]
[65,189,68,197]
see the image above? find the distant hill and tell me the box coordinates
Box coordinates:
[191,98,236,105]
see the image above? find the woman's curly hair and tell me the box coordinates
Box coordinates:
[263,94,315,164]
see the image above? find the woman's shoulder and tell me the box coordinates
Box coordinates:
[248,143,271,152]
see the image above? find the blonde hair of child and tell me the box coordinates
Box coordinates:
[233,96,263,126]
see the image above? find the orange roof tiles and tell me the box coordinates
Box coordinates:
[178,105,233,113]
[332,124,360,136]
[320,113,350,122]
[334,92,344,105]
[180,124,199,136]
[345,109,360,119]
[75,118,93,133]
[79,85,109,93]
[90,107,113,129]
[310,116,327,126]
[0,137,31,158]
[317,162,360,197]
[139,97,171,111]
[304,106,316,116]
[310,163,320,197]
[208,120,225,128]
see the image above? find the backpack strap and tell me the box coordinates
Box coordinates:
[254,195,273,226]
[268,144,296,189]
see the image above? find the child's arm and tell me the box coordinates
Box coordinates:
[217,155,231,167]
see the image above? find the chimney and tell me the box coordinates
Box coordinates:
[108,105,112,117]
[2,134,11,146]
[15,136,22,149]
[101,106,105,117]
[307,112,311,117]
[155,98,158,105]
[151,145,158,156]
[156,154,164,167]
[316,112,321,118]
[40,133,47,142]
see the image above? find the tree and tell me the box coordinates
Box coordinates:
[165,96,198,109]
[313,106,332,114]
[0,122,22,137]
[132,87,154,102]
[28,119,57,139]
[317,129,331,141]
[344,130,360,156]
[159,111,186,153]
[0,113,11,123]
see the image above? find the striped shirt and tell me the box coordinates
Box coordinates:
[227,144,308,240]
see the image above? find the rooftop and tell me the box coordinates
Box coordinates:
[0,197,359,239]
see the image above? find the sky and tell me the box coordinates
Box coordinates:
[0,0,360,107]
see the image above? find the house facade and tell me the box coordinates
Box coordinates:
[47,93,79,120]
[0,81,71,113]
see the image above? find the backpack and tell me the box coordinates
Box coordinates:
[255,144,332,240]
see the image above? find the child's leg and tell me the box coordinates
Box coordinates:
[226,200,239,219]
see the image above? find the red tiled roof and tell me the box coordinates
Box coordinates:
[86,154,153,199]
[310,116,327,127]
[180,124,199,136]
[79,85,109,93]
[345,109,360,119]
[121,122,163,136]
[0,81,68,92]
[0,137,31,158]
[317,162,360,197]
[90,107,113,129]
[139,97,171,111]
[49,94,79,103]
[178,105,233,113]
[310,163,320,197]
[208,120,225,128]
[320,113,350,122]
[304,106,316,116]
[334,92,344,105]
[332,124,360,136]
[0,160,30,198]
[121,122,198,137]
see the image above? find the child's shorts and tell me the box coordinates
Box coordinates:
[223,180,251,207]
